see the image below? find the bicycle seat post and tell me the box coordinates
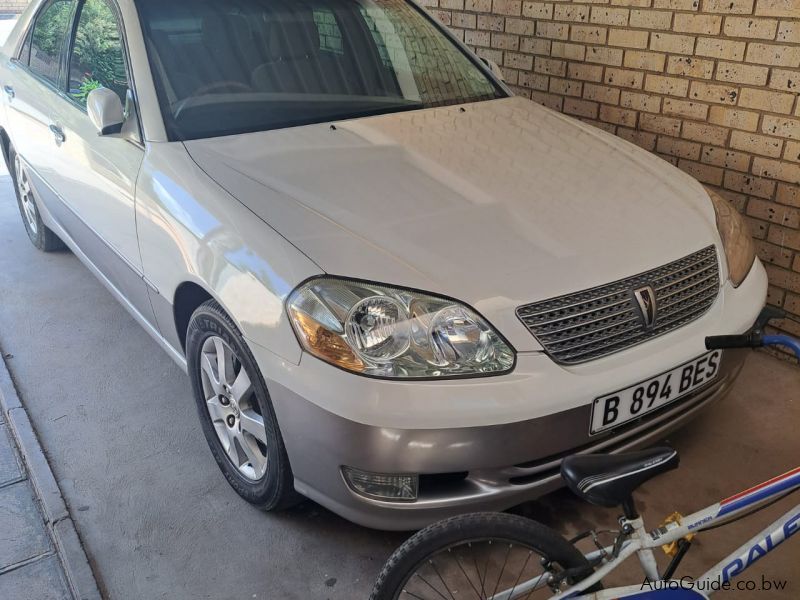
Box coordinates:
[622,496,639,521]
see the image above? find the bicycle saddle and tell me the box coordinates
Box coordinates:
[561,447,679,509]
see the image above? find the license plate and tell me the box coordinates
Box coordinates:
[590,350,722,435]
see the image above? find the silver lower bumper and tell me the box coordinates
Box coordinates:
[269,349,748,531]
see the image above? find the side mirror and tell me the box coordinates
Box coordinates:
[481,57,505,82]
[87,87,124,136]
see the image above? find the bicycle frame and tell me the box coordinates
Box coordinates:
[559,466,800,599]
[487,466,800,600]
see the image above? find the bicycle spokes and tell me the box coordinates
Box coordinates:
[397,540,560,600]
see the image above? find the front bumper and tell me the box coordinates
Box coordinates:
[252,260,767,530]
[267,349,746,530]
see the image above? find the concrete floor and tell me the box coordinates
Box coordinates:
[0,173,797,599]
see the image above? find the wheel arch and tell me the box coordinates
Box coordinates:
[172,280,266,360]
[0,128,12,171]
[173,281,214,353]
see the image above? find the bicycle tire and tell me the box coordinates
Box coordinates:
[370,512,600,600]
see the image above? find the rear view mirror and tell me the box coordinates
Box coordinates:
[481,57,505,82]
[87,87,124,136]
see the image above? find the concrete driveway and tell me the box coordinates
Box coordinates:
[0,170,798,599]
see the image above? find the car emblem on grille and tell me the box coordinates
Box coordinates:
[634,286,658,329]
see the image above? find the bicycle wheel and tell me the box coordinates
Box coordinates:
[371,512,598,600]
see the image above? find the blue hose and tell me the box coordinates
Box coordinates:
[762,335,800,359]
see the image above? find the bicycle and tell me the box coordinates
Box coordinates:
[370,307,800,599]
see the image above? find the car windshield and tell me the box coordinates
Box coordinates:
[136,0,505,140]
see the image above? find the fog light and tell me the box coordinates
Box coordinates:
[342,467,418,502]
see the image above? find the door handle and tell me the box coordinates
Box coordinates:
[49,124,65,145]
[3,85,14,100]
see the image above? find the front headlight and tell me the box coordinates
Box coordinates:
[287,278,515,379]
[706,187,756,288]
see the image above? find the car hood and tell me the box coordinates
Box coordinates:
[185,96,721,352]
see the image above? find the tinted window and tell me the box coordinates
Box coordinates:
[137,0,503,140]
[68,0,129,106]
[29,0,75,85]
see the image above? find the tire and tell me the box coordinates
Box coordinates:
[186,299,300,510]
[9,147,65,252]
[370,512,600,600]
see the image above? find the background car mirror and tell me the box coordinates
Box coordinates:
[87,88,124,136]
[480,57,505,82]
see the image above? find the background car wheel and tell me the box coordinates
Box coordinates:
[187,299,300,510]
[9,147,65,252]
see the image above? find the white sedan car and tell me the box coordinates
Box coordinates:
[0,0,766,529]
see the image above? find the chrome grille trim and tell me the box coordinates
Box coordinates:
[517,246,720,364]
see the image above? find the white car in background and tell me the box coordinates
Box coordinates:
[0,0,766,529]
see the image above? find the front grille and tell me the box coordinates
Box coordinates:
[517,246,720,364]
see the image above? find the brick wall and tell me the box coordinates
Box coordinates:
[424,0,800,341]
[1,0,798,340]
[0,0,27,14]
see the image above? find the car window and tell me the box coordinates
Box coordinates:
[137,0,504,141]
[18,23,32,64]
[68,0,129,107]
[28,0,75,85]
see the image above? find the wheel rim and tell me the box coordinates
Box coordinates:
[395,540,564,599]
[14,155,38,235]
[200,336,268,481]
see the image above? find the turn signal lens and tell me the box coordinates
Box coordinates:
[290,311,365,373]
[707,187,756,287]
[287,278,515,379]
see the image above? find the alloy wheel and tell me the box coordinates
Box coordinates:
[200,335,268,481]
[14,155,38,235]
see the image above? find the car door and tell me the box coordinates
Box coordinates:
[45,0,155,326]
[3,0,76,203]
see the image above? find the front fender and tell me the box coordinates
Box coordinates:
[135,142,323,365]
